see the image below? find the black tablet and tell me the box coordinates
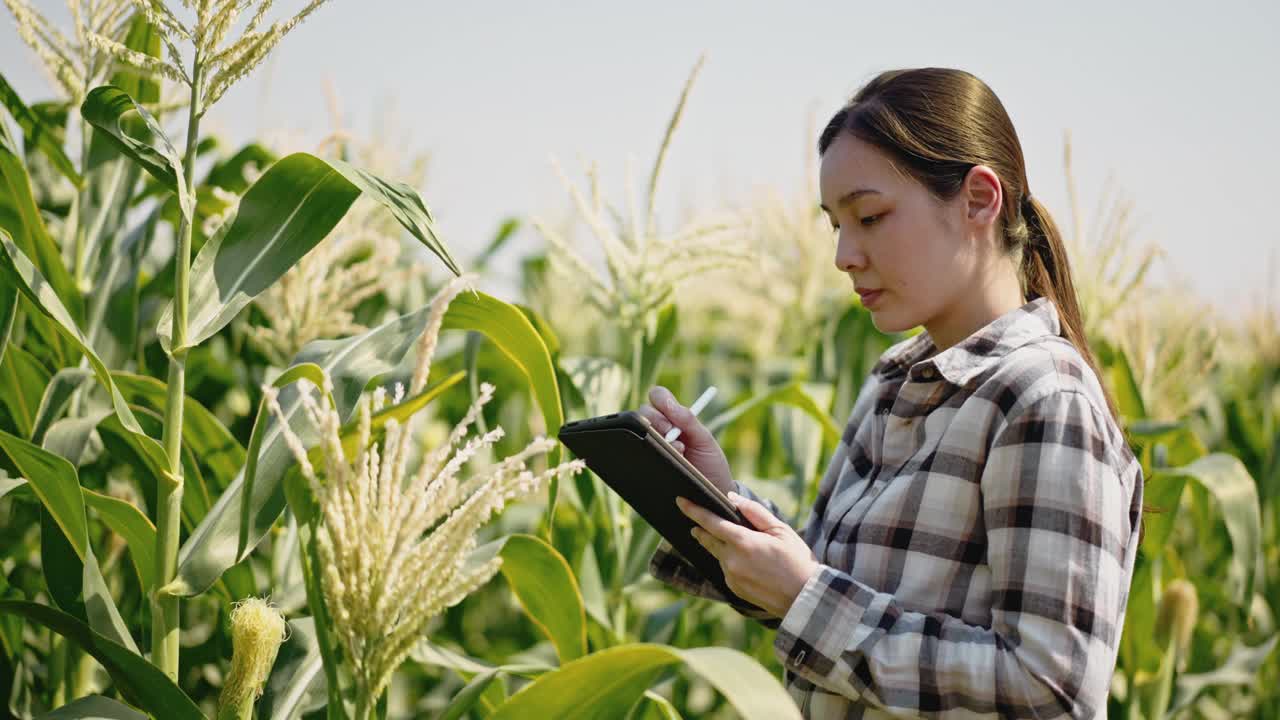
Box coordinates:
[557,410,754,604]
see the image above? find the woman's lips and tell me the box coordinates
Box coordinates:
[858,289,884,307]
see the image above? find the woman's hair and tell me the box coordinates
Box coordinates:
[818,67,1121,425]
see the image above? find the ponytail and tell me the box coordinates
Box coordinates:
[1018,193,1122,426]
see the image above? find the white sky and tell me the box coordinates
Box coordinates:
[4,0,1278,314]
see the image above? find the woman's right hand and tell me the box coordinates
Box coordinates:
[637,385,736,495]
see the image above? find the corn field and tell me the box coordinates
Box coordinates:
[0,4,1276,719]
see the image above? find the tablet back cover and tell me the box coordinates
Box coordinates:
[558,415,747,604]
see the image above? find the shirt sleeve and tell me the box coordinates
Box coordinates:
[648,374,881,628]
[772,388,1141,719]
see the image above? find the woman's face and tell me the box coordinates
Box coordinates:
[819,133,988,338]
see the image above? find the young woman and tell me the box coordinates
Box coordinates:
[640,67,1144,719]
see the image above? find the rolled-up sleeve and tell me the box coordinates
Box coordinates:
[773,388,1141,719]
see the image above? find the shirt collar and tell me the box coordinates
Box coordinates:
[872,296,1062,387]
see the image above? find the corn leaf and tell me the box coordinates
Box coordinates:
[0,601,200,718]
[706,381,841,445]
[0,344,49,439]
[441,291,564,492]
[0,139,81,330]
[0,72,81,188]
[1160,453,1264,608]
[257,616,327,720]
[0,430,138,652]
[488,644,799,720]
[156,152,462,354]
[0,230,166,469]
[489,534,587,663]
[79,86,192,219]
[39,694,148,719]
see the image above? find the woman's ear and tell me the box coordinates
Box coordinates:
[961,165,1003,228]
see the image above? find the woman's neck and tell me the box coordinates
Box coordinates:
[925,269,1027,352]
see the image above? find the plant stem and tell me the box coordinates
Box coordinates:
[153,53,202,682]
[72,110,90,294]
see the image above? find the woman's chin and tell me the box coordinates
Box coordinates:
[867,306,918,335]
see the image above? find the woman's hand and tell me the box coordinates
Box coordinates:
[638,385,735,495]
[677,491,820,618]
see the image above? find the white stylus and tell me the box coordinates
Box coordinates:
[663,386,717,443]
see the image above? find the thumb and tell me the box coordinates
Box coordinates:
[729,491,781,531]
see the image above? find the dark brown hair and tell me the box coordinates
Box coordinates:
[818,67,1121,425]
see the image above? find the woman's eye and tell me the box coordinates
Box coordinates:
[860,214,882,227]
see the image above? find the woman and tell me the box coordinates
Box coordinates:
[640,67,1144,719]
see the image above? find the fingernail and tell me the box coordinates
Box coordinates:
[727,491,740,503]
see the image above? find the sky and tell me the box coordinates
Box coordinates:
[3,0,1278,314]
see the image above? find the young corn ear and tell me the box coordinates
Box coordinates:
[217,597,287,720]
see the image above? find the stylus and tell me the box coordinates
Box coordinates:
[663,386,718,443]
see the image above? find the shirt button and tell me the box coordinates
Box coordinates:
[921,368,936,379]
[793,649,807,665]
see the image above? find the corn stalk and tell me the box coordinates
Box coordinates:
[152,48,202,682]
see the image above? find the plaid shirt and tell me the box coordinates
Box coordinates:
[650,296,1144,719]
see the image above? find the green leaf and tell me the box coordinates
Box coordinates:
[112,371,245,493]
[239,362,329,555]
[38,694,149,719]
[173,302,470,596]
[706,381,841,445]
[1098,340,1145,422]
[0,138,81,327]
[0,273,15,366]
[0,72,81,187]
[488,644,799,720]
[637,304,678,400]
[0,429,138,652]
[0,343,50,439]
[1168,635,1278,715]
[1160,454,1264,607]
[0,601,202,719]
[438,668,506,720]
[1137,471,1187,558]
[326,158,461,277]
[84,488,156,591]
[441,290,564,466]
[42,506,85,617]
[30,368,92,445]
[0,230,165,465]
[629,691,683,720]
[157,152,462,353]
[93,408,201,523]
[492,534,587,663]
[42,408,113,467]
[79,86,191,218]
[1,430,89,557]
[257,616,326,720]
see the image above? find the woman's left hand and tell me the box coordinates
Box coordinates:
[677,492,820,618]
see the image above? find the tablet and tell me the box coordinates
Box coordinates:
[557,410,754,604]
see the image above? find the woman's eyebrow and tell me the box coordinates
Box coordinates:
[819,188,881,212]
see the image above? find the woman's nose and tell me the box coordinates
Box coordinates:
[834,233,868,273]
